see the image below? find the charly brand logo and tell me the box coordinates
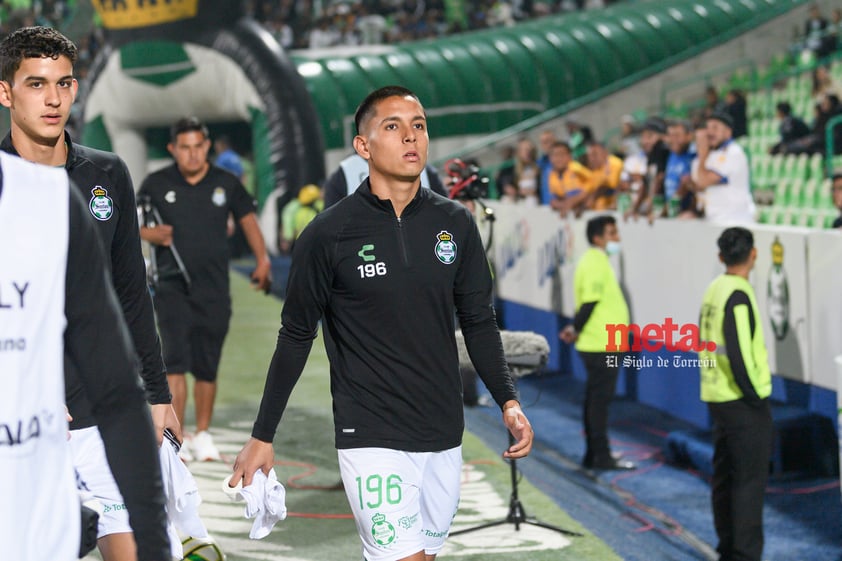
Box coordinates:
[434,230,457,264]
[89,186,113,221]
[767,236,789,341]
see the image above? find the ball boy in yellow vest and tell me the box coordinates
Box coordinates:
[699,227,773,561]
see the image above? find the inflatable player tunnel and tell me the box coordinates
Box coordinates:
[82,0,324,206]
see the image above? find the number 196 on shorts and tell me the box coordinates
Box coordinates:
[355,474,402,509]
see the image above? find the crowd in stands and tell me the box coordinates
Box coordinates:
[247,0,621,50]
[0,0,69,36]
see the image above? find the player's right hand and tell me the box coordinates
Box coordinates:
[230,437,275,488]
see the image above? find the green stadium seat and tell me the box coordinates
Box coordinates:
[800,178,820,207]
[772,178,789,204]
[808,153,824,180]
[787,179,805,207]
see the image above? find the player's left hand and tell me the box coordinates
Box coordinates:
[251,258,272,294]
[502,401,533,459]
[150,403,182,446]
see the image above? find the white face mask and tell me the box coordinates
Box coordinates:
[605,240,622,255]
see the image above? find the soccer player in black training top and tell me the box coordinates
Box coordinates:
[0,26,178,561]
[0,153,169,561]
[230,86,534,561]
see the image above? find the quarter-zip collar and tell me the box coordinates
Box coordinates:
[354,178,427,219]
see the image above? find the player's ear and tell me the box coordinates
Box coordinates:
[0,80,13,109]
[353,135,370,161]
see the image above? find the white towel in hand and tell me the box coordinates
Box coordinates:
[159,440,208,558]
[239,468,287,539]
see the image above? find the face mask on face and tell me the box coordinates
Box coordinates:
[605,241,622,255]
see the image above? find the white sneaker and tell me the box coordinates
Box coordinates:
[178,435,194,463]
[192,430,221,461]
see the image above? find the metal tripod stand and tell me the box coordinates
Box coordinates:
[450,428,582,538]
[138,195,192,292]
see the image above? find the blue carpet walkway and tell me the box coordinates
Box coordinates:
[465,372,842,561]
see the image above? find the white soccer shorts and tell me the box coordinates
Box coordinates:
[69,426,132,538]
[338,445,462,561]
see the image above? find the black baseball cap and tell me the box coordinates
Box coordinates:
[707,110,734,130]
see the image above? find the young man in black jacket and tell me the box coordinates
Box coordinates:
[0,153,169,561]
[231,86,534,561]
[0,26,178,561]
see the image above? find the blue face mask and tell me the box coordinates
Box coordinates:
[605,240,622,255]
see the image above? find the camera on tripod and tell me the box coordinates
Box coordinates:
[445,158,490,201]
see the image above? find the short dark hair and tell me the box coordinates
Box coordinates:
[354,85,422,134]
[550,140,571,152]
[776,101,792,116]
[586,215,616,244]
[667,119,693,133]
[170,116,209,142]
[0,26,77,84]
[717,227,754,266]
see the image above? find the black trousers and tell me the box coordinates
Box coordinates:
[580,352,621,464]
[708,399,773,561]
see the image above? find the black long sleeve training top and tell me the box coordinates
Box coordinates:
[1,133,170,429]
[253,180,517,451]
[66,184,170,561]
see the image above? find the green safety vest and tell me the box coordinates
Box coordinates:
[699,274,771,403]
[574,247,629,353]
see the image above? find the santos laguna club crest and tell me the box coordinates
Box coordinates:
[435,230,457,264]
[89,186,114,221]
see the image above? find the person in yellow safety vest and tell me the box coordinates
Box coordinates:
[699,226,773,561]
[280,184,324,254]
[560,214,635,471]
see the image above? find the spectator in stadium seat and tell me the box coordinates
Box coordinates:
[548,140,592,217]
[498,137,541,205]
[770,101,811,155]
[702,85,726,120]
[804,4,833,60]
[690,112,756,224]
[584,141,623,211]
[810,65,841,104]
[699,227,773,561]
[560,215,635,471]
[723,89,747,139]
[663,119,700,219]
[626,117,668,221]
[230,85,533,561]
[537,128,558,205]
[832,172,842,228]
[565,116,593,160]
[786,94,842,155]
[614,114,641,158]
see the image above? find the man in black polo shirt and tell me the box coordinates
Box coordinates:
[140,117,271,462]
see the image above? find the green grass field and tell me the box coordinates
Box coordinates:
[88,271,620,560]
